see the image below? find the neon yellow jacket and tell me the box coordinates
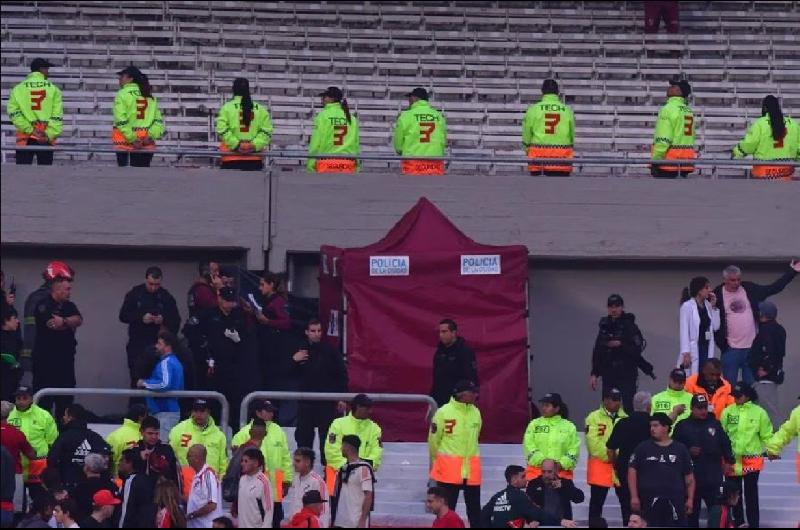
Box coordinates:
[651,388,693,424]
[168,417,228,475]
[232,420,293,496]
[653,96,695,159]
[766,405,799,456]
[733,115,800,161]
[523,415,580,471]
[325,413,382,472]
[720,401,773,476]
[585,407,628,462]
[7,71,63,140]
[522,93,575,150]
[113,82,165,143]
[307,102,360,171]
[7,404,58,458]
[428,398,482,480]
[393,100,447,157]
[216,96,273,151]
[105,419,142,476]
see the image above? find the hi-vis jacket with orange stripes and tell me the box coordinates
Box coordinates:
[7,71,63,143]
[720,400,773,477]
[112,81,164,145]
[429,397,482,486]
[523,414,580,480]
[585,406,627,488]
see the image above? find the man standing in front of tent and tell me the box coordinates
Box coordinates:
[393,87,448,175]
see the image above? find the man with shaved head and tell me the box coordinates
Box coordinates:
[186,444,223,528]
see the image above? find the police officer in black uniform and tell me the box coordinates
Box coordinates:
[118,266,181,393]
[431,319,479,408]
[32,276,83,419]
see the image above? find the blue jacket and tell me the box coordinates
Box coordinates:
[143,353,184,413]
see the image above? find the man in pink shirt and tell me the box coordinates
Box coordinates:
[713,261,799,385]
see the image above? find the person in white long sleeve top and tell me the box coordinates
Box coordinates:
[284,447,330,527]
[678,276,720,376]
[236,447,273,528]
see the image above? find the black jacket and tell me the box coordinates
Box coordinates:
[120,473,157,528]
[749,320,786,384]
[292,338,348,393]
[197,306,259,394]
[118,284,181,356]
[47,421,111,490]
[481,486,559,528]
[713,268,796,352]
[73,475,119,520]
[606,411,652,482]
[672,416,734,489]
[131,440,180,486]
[526,477,585,520]
[591,312,651,379]
[431,337,479,407]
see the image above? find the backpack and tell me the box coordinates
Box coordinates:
[221,446,247,502]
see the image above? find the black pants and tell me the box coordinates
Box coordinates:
[689,482,720,528]
[221,159,264,171]
[615,470,633,526]
[16,139,53,165]
[589,484,626,520]
[438,481,481,528]
[117,152,153,167]
[295,402,337,466]
[272,502,283,528]
[651,167,691,179]
[530,170,571,177]
[733,472,760,528]
[602,376,636,417]
[643,496,686,527]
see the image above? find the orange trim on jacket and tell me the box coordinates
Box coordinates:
[401,159,445,175]
[112,128,155,151]
[315,159,356,173]
[525,466,573,481]
[684,374,734,420]
[431,454,482,486]
[527,145,574,173]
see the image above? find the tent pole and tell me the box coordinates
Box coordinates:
[342,292,348,360]
[525,276,532,405]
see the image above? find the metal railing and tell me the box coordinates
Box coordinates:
[239,391,438,429]
[32,388,231,440]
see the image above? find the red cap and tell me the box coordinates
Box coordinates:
[43,261,73,281]
[93,490,121,507]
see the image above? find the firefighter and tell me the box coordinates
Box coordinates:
[393,87,447,175]
[523,393,580,481]
[428,380,482,529]
[113,66,164,168]
[651,368,693,424]
[324,394,382,496]
[7,58,63,165]
[585,388,627,521]
[216,77,273,171]
[22,262,75,368]
[522,79,576,176]
[732,95,799,180]
[307,86,360,173]
[766,403,799,482]
[651,79,695,178]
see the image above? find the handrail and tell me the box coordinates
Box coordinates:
[32,388,231,441]
[2,144,798,167]
[239,391,438,429]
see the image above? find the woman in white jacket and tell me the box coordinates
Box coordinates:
[678,276,721,376]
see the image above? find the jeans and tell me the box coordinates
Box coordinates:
[438,481,481,528]
[156,412,180,442]
[721,348,754,385]
[0,509,13,529]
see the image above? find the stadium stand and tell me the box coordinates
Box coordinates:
[2,1,799,176]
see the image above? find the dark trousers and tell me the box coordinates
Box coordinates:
[589,484,626,520]
[295,402,337,466]
[16,139,53,165]
[651,166,691,179]
[689,482,719,528]
[616,471,633,526]
[272,502,283,528]
[602,376,637,417]
[530,170,571,177]
[438,481,481,528]
[733,473,760,528]
[116,152,153,167]
[220,160,264,171]
[644,1,680,33]
[643,496,686,527]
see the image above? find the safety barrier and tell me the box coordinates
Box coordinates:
[239,391,438,429]
[32,387,231,441]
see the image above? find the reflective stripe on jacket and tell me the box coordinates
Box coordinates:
[523,414,580,480]
[720,401,773,476]
[428,398,482,486]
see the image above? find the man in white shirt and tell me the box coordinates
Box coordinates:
[332,435,374,529]
[237,447,273,528]
[186,445,223,528]
[285,447,330,527]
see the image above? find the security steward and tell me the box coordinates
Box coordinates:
[7,58,63,165]
[522,79,576,176]
[651,368,693,424]
[585,388,627,520]
[118,266,181,395]
[113,66,164,167]
[429,380,483,529]
[216,77,273,171]
[307,86,360,173]
[524,392,580,481]
[732,95,799,180]
[324,394,383,496]
[393,87,448,175]
[431,319,479,408]
[651,79,695,178]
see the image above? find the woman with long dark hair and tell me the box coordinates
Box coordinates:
[307,86,360,173]
[153,477,186,528]
[251,271,291,389]
[732,95,799,180]
[113,66,164,167]
[523,392,580,481]
[216,77,273,171]
[678,276,720,376]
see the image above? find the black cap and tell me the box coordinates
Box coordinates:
[669,368,687,382]
[30,58,54,72]
[607,294,624,307]
[406,87,429,100]
[541,79,559,94]
[302,490,328,505]
[253,399,277,413]
[691,394,709,408]
[192,399,211,411]
[13,385,33,397]
[219,265,236,278]
[539,392,564,407]
[117,65,142,77]
[732,383,758,401]
[319,86,343,101]
[669,78,692,98]
[219,286,236,302]
[453,380,479,395]
[603,388,622,401]
[650,412,673,427]
[351,394,374,408]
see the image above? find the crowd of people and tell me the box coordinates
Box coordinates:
[7,58,800,179]
[1,258,798,528]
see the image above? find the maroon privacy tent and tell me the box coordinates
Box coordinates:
[319,198,529,442]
